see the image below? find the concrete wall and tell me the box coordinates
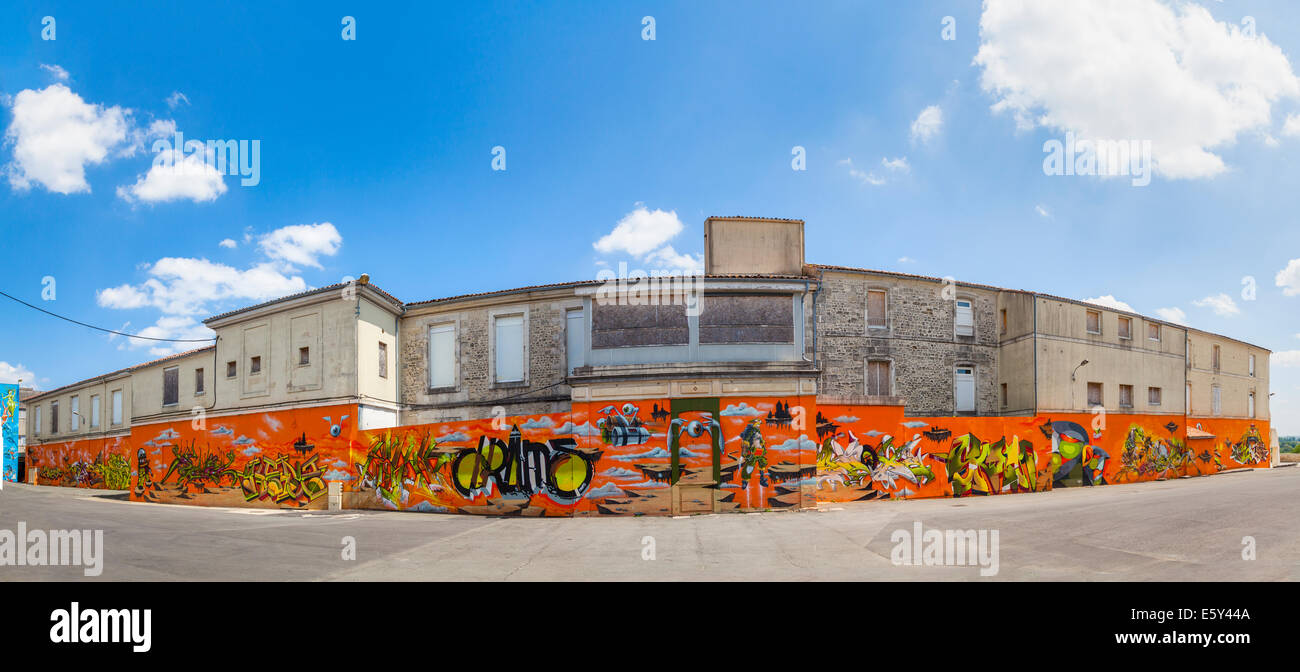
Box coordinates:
[704,217,804,276]
[1033,297,1187,415]
[26,373,134,446]
[1187,328,1270,420]
[997,291,1037,415]
[399,288,580,425]
[129,349,217,424]
[815,269,1000,416]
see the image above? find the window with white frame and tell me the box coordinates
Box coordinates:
[71,395,80,430]
[955,365,976,412]
[1248,392,1256,418]
[111,390,123,425]
[34,405,41,436]
[1249,354,1256,377]
[494,314,525,383]
[91,394,100,428]
[955,299,974,337]
[566,309,585,374]
[428,323,456,389]
[1212,385,1222,415]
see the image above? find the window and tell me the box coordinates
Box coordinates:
[1212,385,1222,415]
[34,405,41,436]
[1147,322,1160,341]
[1186,383,1191,414]
[1118,317,1131,340]
[90,394,100,428]
[378,342,388,379]
[566,309,585,374]
[1212,345,1221,371]
[955,299,974,337]
[955,366,975,412]
[51,401,59,434]
[111,390,122,425]
[1249,354,1256,377]
[249,356,262,375]
[1000,308,1008,335]
[226,361,237,378]
[866,360,891,396]
[1086,310,1101,335]
[1248,392,1256,418]
[163,366,179,406]
[866,290,887,329]
[299,347,310,366]
[1087,382,1103,407]
[71,396,80,430]
[1119,384,1133,408]
[429,323,456,389]
[1148,387,1162,406]
[1000,383,1008,407]
[494,314,524,383]
[195,368,205,394]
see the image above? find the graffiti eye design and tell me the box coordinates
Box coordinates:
[330,424,342,437]
[685,420,705,437]
[622,403,636,415]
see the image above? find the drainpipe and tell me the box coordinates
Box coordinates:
[1032,295,1038,416]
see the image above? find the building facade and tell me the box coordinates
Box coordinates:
[23,217,1275,512]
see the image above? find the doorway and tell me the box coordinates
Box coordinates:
[668,397,721,515]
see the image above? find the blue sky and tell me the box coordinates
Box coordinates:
[2,1,1300,431]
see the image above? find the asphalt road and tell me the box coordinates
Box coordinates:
[2,465,1297,581]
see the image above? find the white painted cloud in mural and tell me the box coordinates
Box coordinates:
[720,403,763,417]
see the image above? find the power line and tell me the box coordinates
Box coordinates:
[0,289,217,343]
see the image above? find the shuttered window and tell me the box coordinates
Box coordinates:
[955,300,974,336]
[429,324,455,388]
[866,290,887,329]
[494,314,524,383]
[866,360,891,396]
[163,366,179,406]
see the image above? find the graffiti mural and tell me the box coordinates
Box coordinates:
[133,405,356,509]
[28,436,133,490]
[1,383,17,482]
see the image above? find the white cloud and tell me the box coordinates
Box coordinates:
[1156,307,1188,324]
[219,238,237,249]
[909,105,943,143]
[1274,351,1300,368]
[4,84,131,194]
[897,256,916,264]
[1276,258,1300,296]
[1283,114,1300,138]
[1035,204,1050,218]
[257,222,342,269]
[166,91,190,109]
[116,150,228,204]
[39,64,69,81]
[0,361,36,385]
[1083,295,1135,312]
[644,245,704,273]
[1192,292,1240,316]
[124,316,215,356]
[97,258,310,316]
[593,205,684,257]
[838,157,885,186]
[881,156,910,173]
[975,0,1300,179]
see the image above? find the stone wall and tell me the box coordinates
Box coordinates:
[815,269,1000,416]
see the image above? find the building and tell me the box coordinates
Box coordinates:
[24,217,1274,512]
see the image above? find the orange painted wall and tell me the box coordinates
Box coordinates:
[130,404,359,509]
[815,404,1270,503]
[27,435,132,489]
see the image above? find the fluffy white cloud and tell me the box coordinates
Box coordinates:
[39,64,69,81]
[124,316,215,357]
[1155,307,1188,324]
[0,361,36,385]
[1283,114,1300,138]
[975,0,1300,179]
[1192,292,1241,316]
[116,150,228,203]
[881,156,910,173]
[644,245,703,273]
[1276,258,1300,296]
[593,205,684,256]
[98,258,309,316]
[910,105,943,143]
[1035,204,1051,218]
[258,222,342,269]
[166,91,190,109]
[1273,351,1300,368]
[838,158,885,186]
[219,238,237,249]
[4,84,131,194]
[1083,295,1135,312]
